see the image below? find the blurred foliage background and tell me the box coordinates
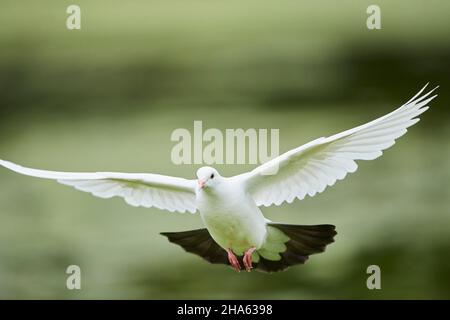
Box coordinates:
[0,0,449,299]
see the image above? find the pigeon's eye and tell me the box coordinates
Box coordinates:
[210,173,214,179]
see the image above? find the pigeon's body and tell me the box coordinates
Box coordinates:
[0,85,438,272]
[197,176,267,254]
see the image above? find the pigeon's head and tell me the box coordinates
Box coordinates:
[196,166,221,189]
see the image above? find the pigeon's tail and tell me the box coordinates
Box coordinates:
[160,224,337,273]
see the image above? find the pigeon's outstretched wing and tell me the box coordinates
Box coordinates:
[238,84,438,207]
[0,160,197,213]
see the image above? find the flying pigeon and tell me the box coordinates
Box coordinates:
[0,85,437,272]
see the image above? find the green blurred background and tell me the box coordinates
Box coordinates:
[0,0,449,299]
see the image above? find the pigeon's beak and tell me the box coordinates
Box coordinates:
[198,179,206,189]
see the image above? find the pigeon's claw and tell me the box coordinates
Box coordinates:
[243,247,256,272]
[227,249,241,272]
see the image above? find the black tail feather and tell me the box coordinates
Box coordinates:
[161,229,228,265]
[160,223,337,273]
[258,223,337,272]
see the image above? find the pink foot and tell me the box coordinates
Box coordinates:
[227,248,241,272]
[243,247,256,272]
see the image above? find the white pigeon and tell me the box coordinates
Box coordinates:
[0,85,437,272]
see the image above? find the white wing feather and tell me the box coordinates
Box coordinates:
[0,160,197,213]
[240,84,438,207]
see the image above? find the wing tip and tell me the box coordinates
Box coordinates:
[0,159,10,166]
[0,159,20,172]
[405,83,438,107]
